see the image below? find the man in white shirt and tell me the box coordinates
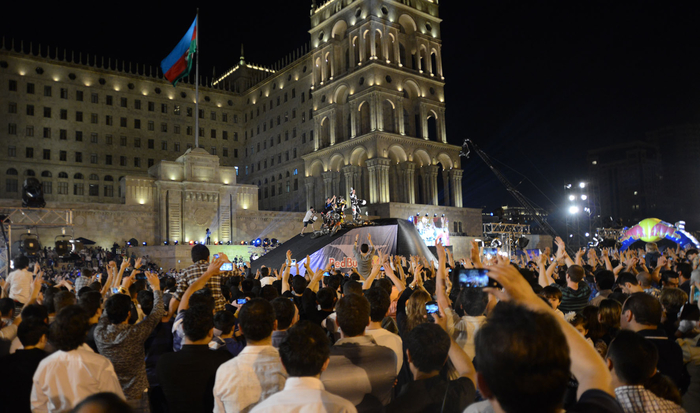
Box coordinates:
[363,288,403,375]
[447,287,488,361]
[300,206,316,237]
[3,256,35,307]
[214,298,287,413]
[31,305,125,412]
[251,320,357,413]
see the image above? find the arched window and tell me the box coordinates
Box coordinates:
[6,168,18,175]
[58,172,68,179]
[74,173,84,180]
[104,175,114,181]
[25,169,36,176]
[89,174,99,181]
[41,171,52,177]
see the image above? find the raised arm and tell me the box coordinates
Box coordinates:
[384,259,405,294]
[434,241,450,311]
[362,255,382,290]
[538,254,554,287]
[434,301,476,384]
[281,250,293,294]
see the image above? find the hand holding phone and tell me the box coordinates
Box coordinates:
[457,268,498,289]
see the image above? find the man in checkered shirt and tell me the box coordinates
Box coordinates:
[169,244,230,313]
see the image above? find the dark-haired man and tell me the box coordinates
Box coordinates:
[170,244,230,313]
[214,298,286,413]
[74,267,94,292]
[449,287,488,361]
[95,271,165,409]
[476,263,624,413]
[251,321,357,413]
[3,256,34,309]
[321,294,397,413]
[590,270,615,307]
[270,297,298,348]
[606,330,684,413]
[157,306,232,413]
[620,292,685,389]
[0,320,48,413]
[353,233,376,279]
[364,287,403,375]
[540,263,591,314]
[387,322,476,413]
[31,305,124,412]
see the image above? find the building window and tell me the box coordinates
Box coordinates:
[187,126,193,136]
[234,114,238,123]
[148,158,155,168]
[8,146,16,157]
[161,123,167,132]
[223,148,228,157]
[222,113,228,122]
[91,133,98,143]
[74,183,84,196]
[75,152,82,163]
[187,107,193,117]
[76,111,83,122]
[75,131,83,142]
[199,109,204,119]
[26,105,34,116]
[148,101,155,111]
[8,124,17,135]
[106,115,113,125]
[199,128,204,137]
[8,102,17,114]
[26,126,33,137]
[134,157,141,167]
[9,80,17,91]
[91,113,98,124]
[90,153,98,164]
[106,135,113,145]
[59,129,67,140]
[174,105,180,115]
[43,181,52,194]
[120,117,127,127]
[89,184,99,196]
[27,83,35,94]
[134,119,141,129]
[60,151,67,161]
[26,147,34,158]
[302,112,305,123]
[234,132,238,141]
[106,95,113,106]
[6,178,18,192]
[120,156,127,166]
[106,155,113,165]
[77,90,84,101]
[135,99,142,110]
[210,111,216,121]
[301,92,305,102]
[57,182,68,194]
[161,103,167,113]
[211,147,217,155]
[223,131,228,140]
[174,142,180,152]
[161,141,168,150]
[91,93,98,103]
[211,129,216,139]
[146,139,153,149]
[174,124,181,134]
[104,185,114,197]
[148,121,154,131]
[134,138,141,148]
[44,86,52,97]
[120,136,127,146]
[60,88,68,99]
[120,97,127,108]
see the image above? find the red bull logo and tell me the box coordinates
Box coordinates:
[328,257,358,268]
[621,218,680,243]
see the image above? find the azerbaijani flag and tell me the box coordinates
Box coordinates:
[161,17,197,86]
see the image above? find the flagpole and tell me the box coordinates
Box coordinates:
[194,9,200,149]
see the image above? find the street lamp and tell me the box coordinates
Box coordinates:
[569,195,576,201]
[579,182,586,189]
[569,206,580,214]
[581,195,587,200]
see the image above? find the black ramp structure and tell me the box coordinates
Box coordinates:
[250,219,437,274]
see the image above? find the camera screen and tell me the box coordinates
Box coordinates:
[237,298,247,305]
[458,269,490,288]
[425,302,439,314]
[219,262,233,271]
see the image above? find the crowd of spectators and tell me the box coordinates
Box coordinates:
[1,234,699,413]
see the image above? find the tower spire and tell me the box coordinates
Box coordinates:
[239,44,245,66]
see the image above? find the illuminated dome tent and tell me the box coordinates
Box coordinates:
[619,218,699,251]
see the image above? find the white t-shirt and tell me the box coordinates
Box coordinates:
[303,210,315,222]
[364,328,403,375]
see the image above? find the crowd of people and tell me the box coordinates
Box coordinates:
[1,233,699,413]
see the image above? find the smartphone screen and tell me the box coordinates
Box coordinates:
[380,266,385,271]
[112,287,120,294]
[237,298,247,305]
[323,271,330,277]
[458,268,496,288]
[220,262,233,271]
[425,301,439,314]
[214,254,220,259]
[291,259,296,265]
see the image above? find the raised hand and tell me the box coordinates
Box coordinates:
[145,271,161,291]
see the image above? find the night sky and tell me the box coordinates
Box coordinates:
[3,1,700,215]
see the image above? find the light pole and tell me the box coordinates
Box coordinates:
[565,182,591,250]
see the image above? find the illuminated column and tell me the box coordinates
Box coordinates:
[426,44,433,76]
[333,172,341,197]
[353,167,363,200]
[438,107,447,143]
[376,95,384,131]
[393,35,400,66]
[359,30,366,63]
[314,117,321,150]
[322,171,334,199]
[329,109,336,145]
[305,178,315,210]
[421,165,439,205]
[436,44,444,78]
[343,165,355,202]
[370,93,378,131]
[366,159,379,204]
[442,170,450,206]
[403,162,416,204]
[397,98,405,135]
[349,100,357,138]
[329,44,335,79]
[370,26,377,58]
[375,158,391,203]
[349,36,355,67]
[420,103,428,140]
[449,169,463,207]
[416,42,423,73]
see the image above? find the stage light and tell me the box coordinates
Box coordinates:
[22,177,46,208]
[517,237,530,249]
[568,195,575,201]
[174,240,178,245]
[579,182,586,188]
[128,238,138,247]
[569,206,579,214]
[142,242,147,246]
[189,240,194,245]
[55,235,72,257]
[20,234,41,256]
[253,238,262,247]
[164,241,169,245]
[240,241,245,245]
[227,240,232,245]
[585,233,590,237]
[263,238,270,247]
[581,195,588,200]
